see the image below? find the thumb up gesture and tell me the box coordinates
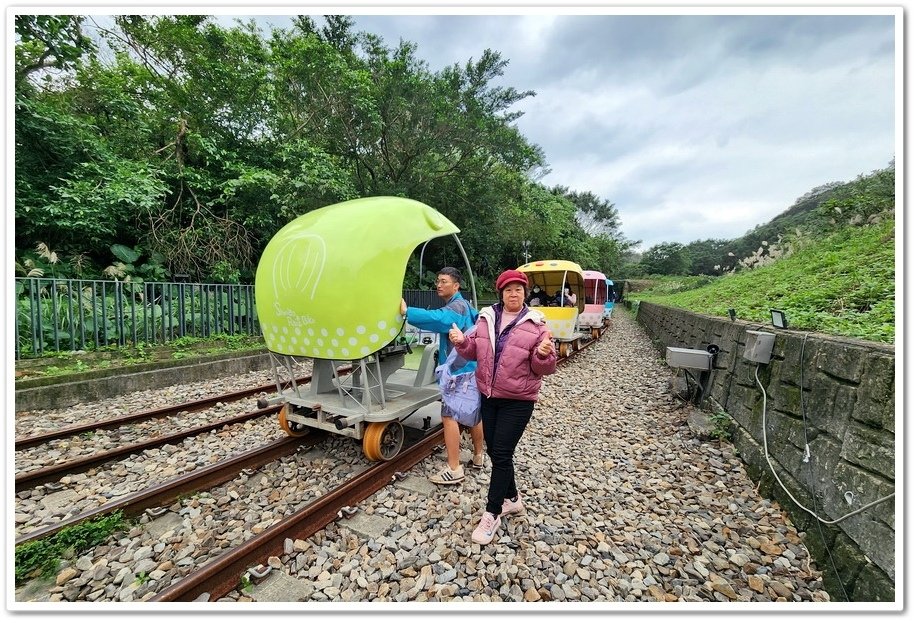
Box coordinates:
[448,322,465,345]
[537,330,554,356]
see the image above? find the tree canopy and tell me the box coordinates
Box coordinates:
[15,14,632,285]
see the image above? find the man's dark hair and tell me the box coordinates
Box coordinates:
[438,266,462,285]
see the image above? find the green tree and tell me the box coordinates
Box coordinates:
[638,242,690,275]
[15,15,94,87]
[14,13,636,287]
[684,238,731,275]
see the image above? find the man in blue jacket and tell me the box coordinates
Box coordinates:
[401,267,483,484]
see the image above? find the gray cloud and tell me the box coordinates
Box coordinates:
[231,12,897,250]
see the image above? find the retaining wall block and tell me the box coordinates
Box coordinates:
[818,461,895,578]
[762,408,809,459]
[732,359,763,389]
[815,339,866,383]
[776,334,802,382]
[850,563,896,602]
[799,520,839,569]
[826,532,870,598]
[806,375,855,441]
[854,353,895,433]
[636,302,896,601]
[805,436,844,497]
[839,421,895,479]
[770,382,802,415]
[724,385,758,432]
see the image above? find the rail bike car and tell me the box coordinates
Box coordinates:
[518,260,585,358]
[604,279,616,322]
[580,270,609,339]
[254,196,477,461]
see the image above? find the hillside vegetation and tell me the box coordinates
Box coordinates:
[631,219,895,343]
[629,162,895,344]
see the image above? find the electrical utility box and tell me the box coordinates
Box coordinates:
[743,331,776,364]
[666,347,713,371]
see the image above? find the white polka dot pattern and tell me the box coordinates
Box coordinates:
[262,313,403,359]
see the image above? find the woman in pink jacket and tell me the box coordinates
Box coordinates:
[448,269,557,545]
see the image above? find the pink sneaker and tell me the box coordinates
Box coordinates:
[501,493,524,516]
[471,512,501,545]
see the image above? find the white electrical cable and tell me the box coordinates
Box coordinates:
[754,364,894,525]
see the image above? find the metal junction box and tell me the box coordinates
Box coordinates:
[666,347,713,371]
[744,331,776,364]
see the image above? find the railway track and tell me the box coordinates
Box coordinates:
[152,426,444,602]
[14,326,610,602]
[15,417,444,601]
[555,322,610,363]
[15,406,281,492]
[14,375,314,450]
[15,434,325,546]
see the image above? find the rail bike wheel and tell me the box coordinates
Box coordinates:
[558,341,570,358]
[592,327,600,340]
[278,404,308,437]
[362,420,405,461]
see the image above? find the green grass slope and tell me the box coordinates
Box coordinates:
[633,220,895,343]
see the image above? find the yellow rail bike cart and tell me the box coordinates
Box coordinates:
[518,259,585,357]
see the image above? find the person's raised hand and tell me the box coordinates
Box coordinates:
[537,330,553,356]
[400,298,407,315]
[449,322,465,345]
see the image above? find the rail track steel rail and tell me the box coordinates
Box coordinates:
[555,322,609,364]
[15,375,315,450]
[151,426,445,602]
[15,433,328,546]
[14,406,280,492]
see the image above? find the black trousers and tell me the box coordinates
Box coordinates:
[480,396,535,516]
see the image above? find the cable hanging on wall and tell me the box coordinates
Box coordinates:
[754,362,894,525]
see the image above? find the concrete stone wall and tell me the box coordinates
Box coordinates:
[636,302,896,602]
[15,351,274,413]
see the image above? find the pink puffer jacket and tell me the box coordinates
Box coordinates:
[453,305,557,401]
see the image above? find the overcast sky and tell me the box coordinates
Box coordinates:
[17,4,899,252]
[219,8,898,251]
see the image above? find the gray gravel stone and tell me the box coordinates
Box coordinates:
[15,313,831,604]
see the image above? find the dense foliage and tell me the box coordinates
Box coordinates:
[14,15,633,285]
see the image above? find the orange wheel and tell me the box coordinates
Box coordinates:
[278,404,308,437]
[363,422,383,461]
[592,328,600,340]
[559,342,570,358]
[362,420,405,461]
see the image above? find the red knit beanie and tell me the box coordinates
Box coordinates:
[495,269,529,291]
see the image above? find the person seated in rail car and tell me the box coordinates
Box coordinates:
[526,285,546,307]
[547,290,562,306]
[585,295,594,304]
[562,286,577,307]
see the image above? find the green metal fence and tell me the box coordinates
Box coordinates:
[13,282,487,360]
[14,278,259,359]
